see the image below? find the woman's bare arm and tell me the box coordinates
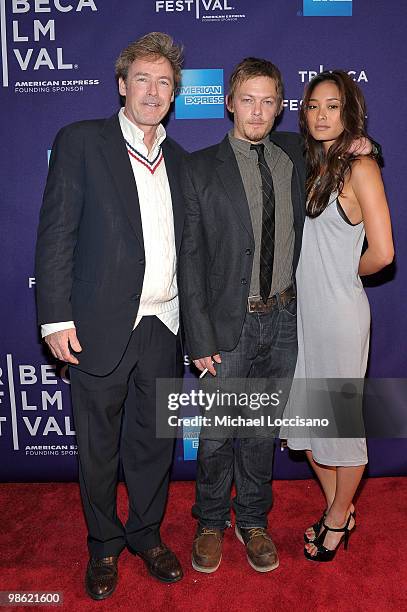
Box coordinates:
[350,157,394,276]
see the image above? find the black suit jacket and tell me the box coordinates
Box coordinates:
[178,131,306,361]
[35,114,185,375]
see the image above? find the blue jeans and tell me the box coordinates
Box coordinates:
[193,296,297,529]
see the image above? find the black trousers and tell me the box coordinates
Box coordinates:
[70,316,180,558]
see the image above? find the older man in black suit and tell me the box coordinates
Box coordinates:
[35,32,185,599]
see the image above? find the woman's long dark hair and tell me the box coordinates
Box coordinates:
[299,70,370,217]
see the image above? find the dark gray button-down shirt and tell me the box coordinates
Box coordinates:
[228,130,294,297]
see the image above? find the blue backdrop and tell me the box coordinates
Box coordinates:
[1,0,406,481]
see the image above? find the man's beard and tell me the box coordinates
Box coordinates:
[245,125,269,142]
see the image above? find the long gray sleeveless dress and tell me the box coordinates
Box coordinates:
[284,191,369,466]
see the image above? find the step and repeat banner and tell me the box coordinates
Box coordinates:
[1,0,406,481]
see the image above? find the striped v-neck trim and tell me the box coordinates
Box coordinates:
[125,139,164,175]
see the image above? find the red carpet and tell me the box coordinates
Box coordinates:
[1,478,406,611]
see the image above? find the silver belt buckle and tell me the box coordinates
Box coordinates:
[247,296,259,313]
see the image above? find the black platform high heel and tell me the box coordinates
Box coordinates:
[304,510,355,544]
[304,513,354,562]
[304,511,327,544]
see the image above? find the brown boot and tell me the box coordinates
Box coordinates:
[192,526,224,573]
[235,526,279,572]
[85,556,118,600]
[137,543,183,583]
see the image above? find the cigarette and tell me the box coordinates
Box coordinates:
[199,368,209,378]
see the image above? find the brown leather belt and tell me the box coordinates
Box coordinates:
[247,285,296,313]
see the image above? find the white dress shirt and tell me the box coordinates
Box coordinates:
[41,108,179,338]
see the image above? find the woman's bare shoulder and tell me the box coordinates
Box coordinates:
[350,156,381,181]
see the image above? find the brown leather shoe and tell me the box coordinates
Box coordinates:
[138,543,183,583]
[192,526,224,573]
[85,556,118,600]
[235,526,279,572]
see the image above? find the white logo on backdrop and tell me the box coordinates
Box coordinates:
[298,65,368,84]
[0,354,74,452]
[155,0,246,23]
[0,0,100,92]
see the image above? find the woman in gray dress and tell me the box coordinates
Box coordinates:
[286,71,394,561]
